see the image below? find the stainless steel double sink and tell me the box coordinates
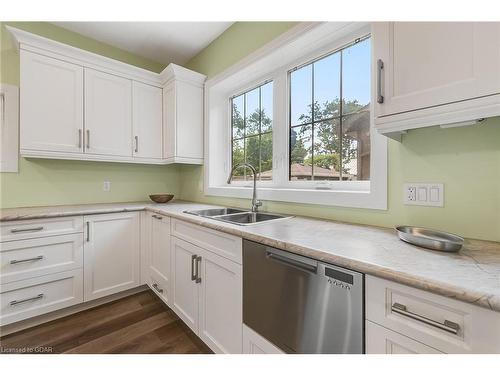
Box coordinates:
[184,207,291,226]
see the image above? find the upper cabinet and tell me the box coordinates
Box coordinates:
[9,26,206,165]
[132,82,163,160]
[20,50,84,154]
[373,22,500,139]
[161,65,205,164]
[84,68,132,157]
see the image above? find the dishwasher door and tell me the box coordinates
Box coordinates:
[243,239,364,353]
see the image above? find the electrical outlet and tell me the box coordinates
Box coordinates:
[404,183,443,207]
[103,181,111,192]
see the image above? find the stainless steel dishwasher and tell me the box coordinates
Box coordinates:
[243,239,364,354]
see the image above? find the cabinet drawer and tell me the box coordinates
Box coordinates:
[366,321,442,354]
[0,269,83,326]
[0,234,83,284]
[1,216,84,242]
[171,219,242,264]
[366,275,500,353]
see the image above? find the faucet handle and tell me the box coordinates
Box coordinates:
[255,200,262,207]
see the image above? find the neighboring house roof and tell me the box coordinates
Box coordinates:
[259,163,352,179]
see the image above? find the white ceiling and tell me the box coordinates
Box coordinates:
[52,22,233,67]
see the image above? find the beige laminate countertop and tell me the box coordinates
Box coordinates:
[2,201,499,313]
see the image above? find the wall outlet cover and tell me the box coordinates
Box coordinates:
[103,181,111,192]
[404,183,443,207]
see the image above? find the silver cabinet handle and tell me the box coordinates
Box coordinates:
[86,129,90,149]
[11,226,44,233]
[10,293,44,306]
[134,135,139,153]
[376,59,384,104]
[152,283,163,294]
[86,221,90,242]
[10,255,44,264]
[152,214,163,220]
[191,254,197,281]
[195,256,202,284]
[78,129,82,148]
[391,302,460,335]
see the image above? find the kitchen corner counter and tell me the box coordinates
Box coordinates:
[2,201,500,313]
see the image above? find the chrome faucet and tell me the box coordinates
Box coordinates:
[227,163,262,212]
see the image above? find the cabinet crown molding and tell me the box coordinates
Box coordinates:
[5,26,206,89]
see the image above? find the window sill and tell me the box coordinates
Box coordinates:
[204,185,387,210]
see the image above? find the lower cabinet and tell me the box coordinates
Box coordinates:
[83,212,140,301]
[243,324,285,354]
[146,212,172,305]
[365,321,442,354]
[0,269,83,326]
[171,236,243,353]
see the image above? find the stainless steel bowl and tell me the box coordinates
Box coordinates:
[395,226,464,252]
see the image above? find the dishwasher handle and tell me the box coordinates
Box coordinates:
[266,248,318,274]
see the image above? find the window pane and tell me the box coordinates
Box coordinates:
[290,125,312,180]
[259,132,273,181]
[342,112,370,181]
[314,53,340,121]
[313,119,341,181]
[232,139,245,181]
[245,87,260,136]
[232,95,244,139]
[260,82,273,133]
[290,65,312,126]
[342,38,371,115]
[245,135,260,175]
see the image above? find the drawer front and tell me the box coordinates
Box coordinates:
[1,216,84,242]
[0,269,83,326]
[171,219,242,264]
[366,321,442,354]
[366,275,500,353]
[0,234,83,284]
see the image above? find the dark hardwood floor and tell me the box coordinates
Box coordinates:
[0,290,212,354]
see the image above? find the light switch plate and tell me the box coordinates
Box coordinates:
[404,183,443,207]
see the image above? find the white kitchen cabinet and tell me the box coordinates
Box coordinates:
[243,324,285,354]
[84,68,132,157]
[198,245,242,354]
[171,236,200,332]
[373,22,500,137]
[365,275,500,353]
[20,50,84,154]
[365,321,442,354]
[132,82,163,159]
[83,212,140,301]
[146,213,171,305]
[171,229,243,354]
[161,64,206,164]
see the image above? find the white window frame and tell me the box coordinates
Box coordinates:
[204,22,387,210]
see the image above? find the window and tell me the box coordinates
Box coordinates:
[205,23,387,210]
[231,81,273,181]
[289,37,371,182]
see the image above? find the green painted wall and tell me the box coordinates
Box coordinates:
[0,22,179,208]
[183,22,500,242]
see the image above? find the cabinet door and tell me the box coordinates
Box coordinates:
[162,81,176,160]
[147,213,171,305]
[20,50,83,153]
[83,212,140,301]
[84,68,132,157]
[132,82,163,159]
[365,321,443,354]
[171,237,199,332]
[374,22,500,117]
[198,247,242,354]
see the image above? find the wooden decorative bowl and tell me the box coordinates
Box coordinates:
[149,194,174,204]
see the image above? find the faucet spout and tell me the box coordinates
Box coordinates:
[227,163,262,212]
